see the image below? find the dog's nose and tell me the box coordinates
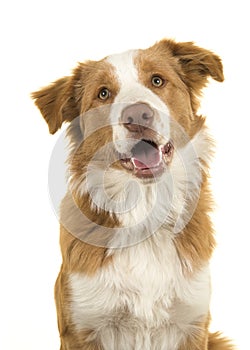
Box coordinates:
[121,103,154,132]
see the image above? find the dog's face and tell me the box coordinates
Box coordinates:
[33,39,223,244]
[33,39,223,178]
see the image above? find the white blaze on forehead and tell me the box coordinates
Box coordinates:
[107,50,139,97]
[106,50,171,153]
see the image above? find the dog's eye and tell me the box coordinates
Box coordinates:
[151,76,165,88]
[98,88,110,100]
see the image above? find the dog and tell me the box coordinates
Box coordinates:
[32,38,234,349]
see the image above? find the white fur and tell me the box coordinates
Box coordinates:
[192,127,214,172]
[68,131,211,348]
[70,128,207,247]
[66,50,213,348]
[69,240,211,350]
[106,51,171,154]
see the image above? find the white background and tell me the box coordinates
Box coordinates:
[0,0,249,349]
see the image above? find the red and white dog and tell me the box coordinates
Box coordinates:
[33,39,234,349]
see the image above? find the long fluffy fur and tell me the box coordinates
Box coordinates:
[32,38,235,349]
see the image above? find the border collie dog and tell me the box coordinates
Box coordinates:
[32,38,235,350]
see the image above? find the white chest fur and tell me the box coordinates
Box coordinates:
[69,234,211,350]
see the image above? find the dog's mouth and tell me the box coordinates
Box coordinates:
[120,139,174,179]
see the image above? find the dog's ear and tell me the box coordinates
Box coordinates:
[32,66,83,134]
[165,40,224,87]
[162,40,224,113]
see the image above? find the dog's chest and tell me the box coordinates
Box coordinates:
[69,236,210,349]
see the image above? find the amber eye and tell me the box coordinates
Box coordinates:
[151,75,165,87]
[98,88,110,100]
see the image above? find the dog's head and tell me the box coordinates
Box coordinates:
[32,39,223,244]
[32,39,223,177]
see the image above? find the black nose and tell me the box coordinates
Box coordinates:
[121,103,154,132]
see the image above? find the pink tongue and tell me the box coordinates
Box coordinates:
[132,142,161,169]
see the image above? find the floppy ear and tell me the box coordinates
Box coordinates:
[162,39,224,113]
[166,40,224,87]
[31,66,82,134]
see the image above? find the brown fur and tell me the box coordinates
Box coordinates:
[137,39,223,137]
[175,175,215,273]
[55,270,103,349]
[32,38,235,349]
[208,332,236,350]
[32,59,119,134]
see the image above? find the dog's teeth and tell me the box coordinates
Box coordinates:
[159,145,165,153]
[158,150,163,164]
[131,158,136,168]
